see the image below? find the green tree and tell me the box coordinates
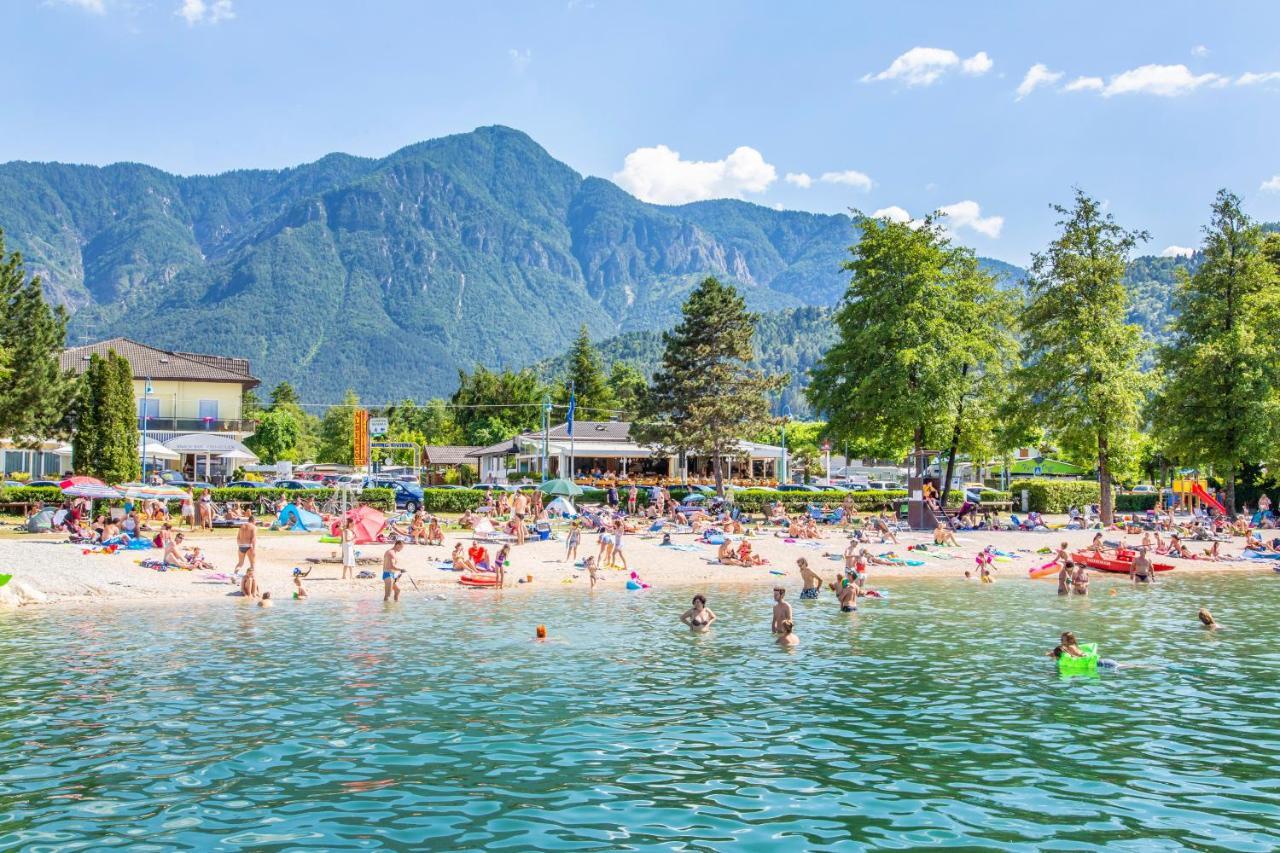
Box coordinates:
[247,408,301,464]
[270,381,301,409]
[72,351,140,482]
[318,390,360,464]
[634,276,784,494]
[555,325,616,419]
[607,362,648,416]
[808,213,1012,503]
[451,366,545,445]
[1150,190,1280,515]
[0,230,79,442]
[388,397,462,446]
[1013,189,1149,523]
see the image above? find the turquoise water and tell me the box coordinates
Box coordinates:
[2,573,1279,850]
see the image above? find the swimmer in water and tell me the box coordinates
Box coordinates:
[776,619,799,647]
[535,624,548,641]
[1198,607,1218,630]
[835,578,857,612]
[258,591,273,608]
[1048,631,1087,659]
[680,594,717,631]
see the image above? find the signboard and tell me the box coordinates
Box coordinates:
[368,417,389,436]
[371,442,417,449]
[353,409,369,466]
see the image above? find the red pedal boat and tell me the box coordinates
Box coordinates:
[1070,550,1175,573]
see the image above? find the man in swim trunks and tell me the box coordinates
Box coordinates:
[836,578,857,612]
[771,587,792,634]
[383,540,405,602]
[511,491,529,546]
[235,519,257,573]
[797,557,822,599]
[1131,546,1156,584]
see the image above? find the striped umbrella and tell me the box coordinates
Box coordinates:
[120,483,189,500]
[60,475,106,489]
[61,483,123,499]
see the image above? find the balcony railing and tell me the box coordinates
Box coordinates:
[138,417,256,434]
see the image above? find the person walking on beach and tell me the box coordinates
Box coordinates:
[512,491,529,545]
[771,587,792,634]
[797,557,822,599]
[180,487,195,529]
[564,520,581,563]
[383,540,405,602]
[627,482,638,515]
[234,520,257,573]
[610,518,628,571]
[340,517,357,579]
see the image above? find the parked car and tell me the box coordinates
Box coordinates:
[867,480,902,491]
[365,477,424,512]
[23,480,61,488]
[224,480,269,489]
[272,479,326,490]
[1131,484,1158,494]
[774,484,824,493]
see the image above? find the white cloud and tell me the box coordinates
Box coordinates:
[1237,71,1280,86]
[1160,245,1195,258]
[1101,64,1226,97]
[1261,175,1280,192]
[508,48,532,74]
[1016,63,1063,99]
[177,0,234,25]
[819,170,874,191]
[612,144,777,204]
[961,51,993,75]
[784,172,812,189]
[871,206,913,223]
[1063,76,1104,92]
[1191,45,1210,58]
[937,200,1003,238]
[51,0,105,12]
[862,47,992,86]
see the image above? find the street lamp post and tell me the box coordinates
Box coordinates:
[779,406,792,485]
[141,376,152,479]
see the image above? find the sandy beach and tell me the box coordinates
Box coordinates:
[1,520,1273,607]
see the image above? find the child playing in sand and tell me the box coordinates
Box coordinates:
[586,556,599,588]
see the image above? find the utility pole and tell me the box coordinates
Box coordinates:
[541,394,550,481]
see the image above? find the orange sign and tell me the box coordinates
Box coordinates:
[353,409,369,466]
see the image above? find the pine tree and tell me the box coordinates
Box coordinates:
[0,229,79,442]
[555,325,616,420]
[72,351,139,482]
[1014,190,1149,524]
[1151,189,1280,515]
[634,277,784,494]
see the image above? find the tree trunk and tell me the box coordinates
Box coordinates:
[1097,432,1113,524]
[713,452,725,497]
[940,365,970,507]
[1225,470,1237,520]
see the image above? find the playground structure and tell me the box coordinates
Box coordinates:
[1170,476,1227,516]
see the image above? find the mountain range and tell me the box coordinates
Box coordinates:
[0,125,1207,405]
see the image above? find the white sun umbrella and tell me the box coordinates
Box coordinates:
[220,449,258,462]
[138,437,180,461]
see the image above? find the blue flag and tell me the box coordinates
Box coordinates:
[566,382,576,437]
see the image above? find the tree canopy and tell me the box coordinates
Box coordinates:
[71,351,139,483]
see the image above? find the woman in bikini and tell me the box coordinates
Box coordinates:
[680,594,717,632]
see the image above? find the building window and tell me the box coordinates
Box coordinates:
[198,400,218,428]
[137,397,159,426]
[4,450,29,476]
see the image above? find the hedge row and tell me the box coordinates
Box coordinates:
[979,490,1012,503]
[727,489,909,513]
[0,486,64,505]
[1007,479,1100,513]
[1115,493,1160,512]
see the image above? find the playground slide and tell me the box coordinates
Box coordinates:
[1191,482,1227,516]
[278,503,325,532]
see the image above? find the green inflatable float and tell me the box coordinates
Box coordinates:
[1057,642,1099,673]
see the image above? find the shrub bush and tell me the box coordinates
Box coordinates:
[979,490,1012,504]
[1007,479,1100,513]
[208,487,396,513]
[1115,492,1159,512]
[0,486,64,505]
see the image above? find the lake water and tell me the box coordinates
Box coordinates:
[2,572,1279,850]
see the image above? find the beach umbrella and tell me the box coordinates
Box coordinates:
[61,483,123,499]
[219,449,258,462]
[538,478,584,497]
[120,483,188,500]
[60,475,106,490]
[546,496,577,516]
[341,505,387,544]
[137,438,180,461]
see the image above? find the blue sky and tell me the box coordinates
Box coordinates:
[5,0,1280,263]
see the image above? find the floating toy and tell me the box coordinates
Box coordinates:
[769,570,786,576]
[1058,643,1100,674]
[0,574,11,588]
[625,571,651,590]
[1028,560,1060,579]
[319,535,341,544]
